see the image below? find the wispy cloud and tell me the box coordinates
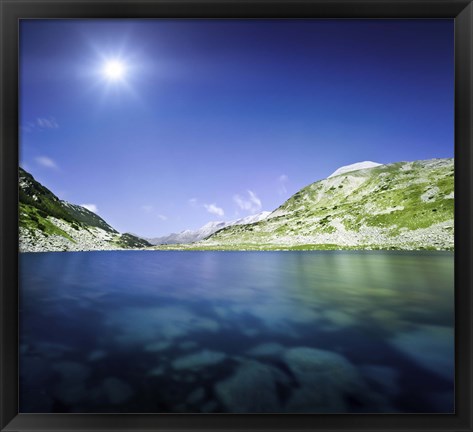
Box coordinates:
[80,203,98,213]
[204,203,224,217]
[190,198,224,217]
[35,156,58,169]
[278,174,289,195]
[157,214,168,221]
[23,117,59,133]
[233,190,262,213]
[36,117,59,129]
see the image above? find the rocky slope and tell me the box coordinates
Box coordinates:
[193,158,454,250]
[19,168,151,252]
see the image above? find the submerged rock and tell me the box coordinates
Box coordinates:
[240,327,260,338]
[200,400,219,413]
[390,325,454,381]
[36,342,74,359]
[282,347,372,413]
[102,377,134,404]
[285,385,346,413]
[172,350,226,370]
[247,342,285,357]
[179,341,198,351]
[144,341,172,352]
[87,350,107,362]
[283,347,359,385]
[186,387,206,404]
[52,361,91,382]
[110,306,221,347]
[360,365,401,396]
[215,360,281,412]
[147,366,166,377]
[323,310,355,328]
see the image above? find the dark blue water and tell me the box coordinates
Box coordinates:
[19,250,454,413]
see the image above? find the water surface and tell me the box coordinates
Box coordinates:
[19,250,454,413]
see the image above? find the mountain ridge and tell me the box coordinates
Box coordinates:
[166,158,454,251]
[19,158,454,252]
[19,167,151,252]
[146,211,271,245]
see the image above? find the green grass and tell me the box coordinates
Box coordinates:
[115,233,152,248]
[20,203,75,242]
[151,242,452,251]
[200,159,454,249]
[19,167,116,233]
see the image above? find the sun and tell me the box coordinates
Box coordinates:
[103,60,126,81]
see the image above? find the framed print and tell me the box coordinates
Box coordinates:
[1,0,472,431]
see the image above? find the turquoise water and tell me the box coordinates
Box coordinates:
[19,250,454,413]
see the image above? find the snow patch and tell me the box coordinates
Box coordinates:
[328,161,382,178]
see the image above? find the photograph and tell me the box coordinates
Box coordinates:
[18,18,454,414]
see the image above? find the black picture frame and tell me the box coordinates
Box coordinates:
[1,1,472,431]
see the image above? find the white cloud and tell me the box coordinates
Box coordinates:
[157,214,168,221]
[204,203,224,217]
[233,190,262,213]
[22,117,59,133]
[191,198,224,217]
[36,117,59,129]
[278,174,289,195]
[35,156,58,169]
[80,203,98,213]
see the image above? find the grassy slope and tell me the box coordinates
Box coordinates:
[165,159,454,251]
[19,167,117,233]
[19,168,151,249]
[19,202,76,242]
[115,233,153,248]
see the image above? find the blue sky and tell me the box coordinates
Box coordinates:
[20,19,454,237]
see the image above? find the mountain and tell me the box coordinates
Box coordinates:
[19,167,151,252]
[20,158,454,252]
[193,158,454,250]
[147,211,271,245]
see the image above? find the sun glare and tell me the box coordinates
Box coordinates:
[103,60,126,80]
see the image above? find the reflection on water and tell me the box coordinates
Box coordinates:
[19,251,454,413]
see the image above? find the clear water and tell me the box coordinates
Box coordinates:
[19,250,454,413]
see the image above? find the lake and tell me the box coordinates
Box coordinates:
[19,250,454,413]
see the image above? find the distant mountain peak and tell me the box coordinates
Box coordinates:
[328,161,382,178]
[147,211,271,245]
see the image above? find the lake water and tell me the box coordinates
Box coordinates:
[19,250,454,413]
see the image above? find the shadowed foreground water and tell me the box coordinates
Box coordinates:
[19,250,454,413]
